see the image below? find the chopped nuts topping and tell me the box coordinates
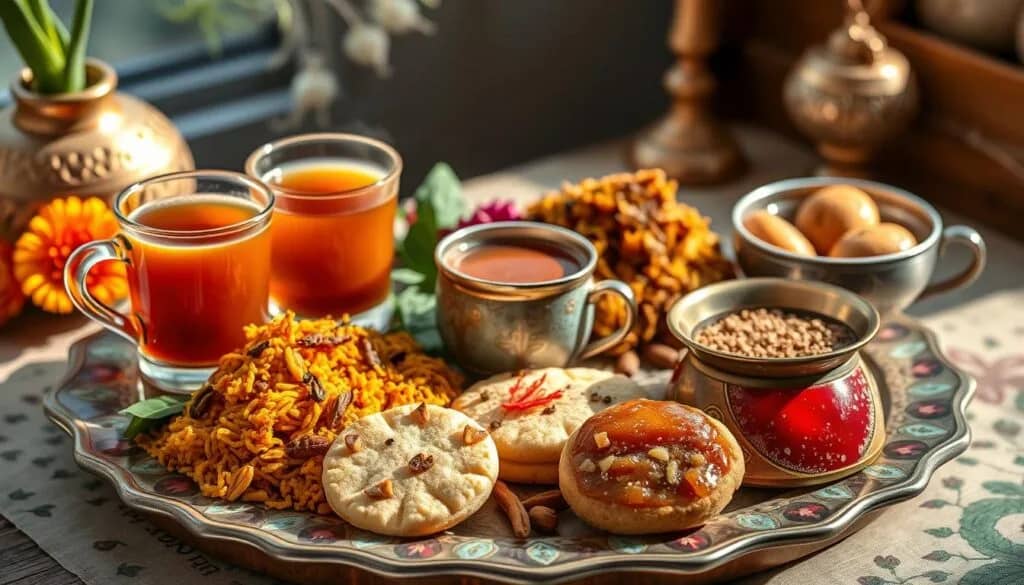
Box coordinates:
[647,446,670,461]
[384,438,395,447]
[411,402,429,426]
[408,452,434,474]
[462,424,488,446]
[593,431,610,449]
[578,458,597,473]
[597,455,616,473]
[689,453,707,466]
[344,434,361,452]
[489,420,502,430]
[665,460,681,485]
[365,479,393,499]
[480,391,490,401]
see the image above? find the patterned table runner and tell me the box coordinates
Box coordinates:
[0,291,1019,584]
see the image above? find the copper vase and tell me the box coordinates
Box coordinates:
[0,59,194,240]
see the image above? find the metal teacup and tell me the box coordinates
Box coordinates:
[435,221,637,375]
[732,177,986,315]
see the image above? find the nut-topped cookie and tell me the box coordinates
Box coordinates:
[559,399,744,534]
[321,403,499,536]
[452,368,647,484]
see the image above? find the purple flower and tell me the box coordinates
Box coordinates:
[457,200,522,228]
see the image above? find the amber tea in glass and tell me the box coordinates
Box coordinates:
[246,133,401,326]
[65,171,274,392]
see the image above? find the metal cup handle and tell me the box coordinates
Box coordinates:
[580,279,637,360]
[918,225,987,301]
[64,236,138,343]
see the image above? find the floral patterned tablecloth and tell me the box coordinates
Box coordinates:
[0,130,1021,584]
[0,291,1019,585]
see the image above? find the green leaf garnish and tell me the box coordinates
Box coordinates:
[119,395,189,440]
[391,267,426,285]
[391,162,467,353]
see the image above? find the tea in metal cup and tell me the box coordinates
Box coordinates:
[435,221,637,375]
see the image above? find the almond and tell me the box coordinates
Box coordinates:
[462,424,488,446]
[365,479,393,499]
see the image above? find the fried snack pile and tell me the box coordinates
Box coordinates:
[527,169,732,354]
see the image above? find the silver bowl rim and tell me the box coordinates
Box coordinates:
[732,177,943,266]
[667,277,881,370]
[434,220,597,291]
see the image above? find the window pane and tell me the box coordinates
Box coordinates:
[0,1,272,83]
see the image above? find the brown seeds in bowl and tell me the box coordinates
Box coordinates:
[694,308,855,358]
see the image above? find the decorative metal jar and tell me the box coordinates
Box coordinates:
[0,59,194,239]
[784,4,918,176]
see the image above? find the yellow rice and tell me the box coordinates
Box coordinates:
[138,312,462,514]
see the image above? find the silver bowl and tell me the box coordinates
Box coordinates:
[732,177,986,315]
[667,277,880,379]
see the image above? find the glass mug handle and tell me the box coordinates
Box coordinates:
[64,237,138,343]
[580,280,637,359]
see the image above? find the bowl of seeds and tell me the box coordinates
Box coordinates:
[667,278,879,378]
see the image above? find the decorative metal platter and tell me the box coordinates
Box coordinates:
[44,316,973,584]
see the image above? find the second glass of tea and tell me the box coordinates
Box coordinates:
[246,133,401,326]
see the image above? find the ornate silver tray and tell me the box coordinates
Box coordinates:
[44,317,973,584]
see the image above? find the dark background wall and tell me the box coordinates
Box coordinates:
[183,1,676,192]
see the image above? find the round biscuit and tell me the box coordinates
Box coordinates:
[497,459,559,485]
[322,403,499,537]
[452,368,646,465]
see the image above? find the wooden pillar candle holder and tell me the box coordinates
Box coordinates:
[631,0,745,184]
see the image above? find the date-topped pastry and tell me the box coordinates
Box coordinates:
[558,399,744,534]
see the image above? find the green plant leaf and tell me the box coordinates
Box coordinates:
[393,286,442,352]
[0,0,66,92]
[981,481,1024,497]
[62,0,92,92]
[925,527,954,538]
[413,162,465,229]
[119,395,189,419]
[921,499,949,509]
[398,196,439,290]
[922,570,950,583]
[959,456,979,466]
[119,395,188,439]
[26,0,62,55]
[391,267,426,286]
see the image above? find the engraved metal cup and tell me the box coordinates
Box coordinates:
[435,221,637,375]
[732,177,987,315]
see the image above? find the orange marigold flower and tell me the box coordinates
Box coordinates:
[13,196,127,314]
[0,240,26,326]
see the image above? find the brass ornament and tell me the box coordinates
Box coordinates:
[784,0,918,177]
[0,59,194,239]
